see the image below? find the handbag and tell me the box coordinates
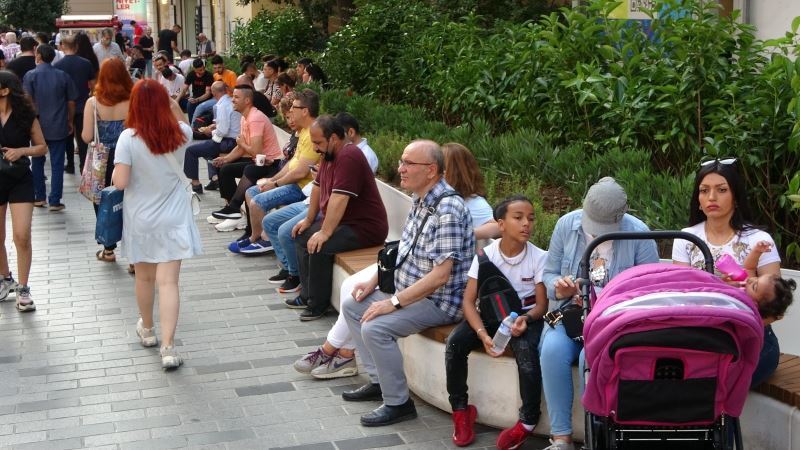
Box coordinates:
[377,190,459,294]
[544,300,586,342]
[95,186,124,247]
[79,99,110,204]
[476,249,524,330]
[164,152,201,216]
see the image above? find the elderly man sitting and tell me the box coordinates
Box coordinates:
[341,140,475,426]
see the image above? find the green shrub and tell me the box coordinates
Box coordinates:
[230,7,318,59]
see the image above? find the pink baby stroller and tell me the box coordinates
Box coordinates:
[579,231,764,450]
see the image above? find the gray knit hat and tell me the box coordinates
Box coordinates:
[581,177,628,236]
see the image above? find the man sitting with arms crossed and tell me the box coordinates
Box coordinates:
[290,115,387,321]
[341,140,475,426]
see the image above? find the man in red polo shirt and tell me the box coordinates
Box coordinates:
[291,115,388,321]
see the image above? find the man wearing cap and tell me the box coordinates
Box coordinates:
[538,177,658,450]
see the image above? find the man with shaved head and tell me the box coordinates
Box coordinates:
[340,139,475,427]
[183,80,241,193]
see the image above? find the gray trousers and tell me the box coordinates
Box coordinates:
[342,290,454,406]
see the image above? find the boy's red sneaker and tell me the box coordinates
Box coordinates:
[452,404,478,446]
[496,420,533,450]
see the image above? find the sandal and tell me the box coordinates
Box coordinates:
[96,249,116,262]
[127,264,135,274]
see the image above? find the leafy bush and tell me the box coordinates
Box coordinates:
[320,0,441,99]
[230,7,318,59]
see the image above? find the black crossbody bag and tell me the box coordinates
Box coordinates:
[377,190,459,294]
[476,249,523,329]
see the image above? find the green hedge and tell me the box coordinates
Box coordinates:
[317,89,696,251]
[317,0,800,264]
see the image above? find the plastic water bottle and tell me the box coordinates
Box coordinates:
[491,312,518,354]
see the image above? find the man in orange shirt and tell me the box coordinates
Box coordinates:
[211,55,237,91]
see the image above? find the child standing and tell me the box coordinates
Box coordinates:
[445,195,548,449]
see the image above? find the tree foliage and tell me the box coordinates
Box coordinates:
[0,0,66,32]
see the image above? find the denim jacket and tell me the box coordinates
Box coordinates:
[542,209,659,311]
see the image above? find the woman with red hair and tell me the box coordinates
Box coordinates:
[82,58,133,263]
[112,79,201,370]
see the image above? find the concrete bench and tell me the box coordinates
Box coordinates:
[329,180,800,447]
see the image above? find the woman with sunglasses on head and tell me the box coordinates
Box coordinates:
[672,157,785,387]
[0,70,47,311]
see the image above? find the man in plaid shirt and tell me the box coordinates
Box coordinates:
[341,140,475,427]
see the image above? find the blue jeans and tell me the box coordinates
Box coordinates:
[751,325,780,388]
[183,138,236,181]
[539,323,586,436]
[32,138,67,204]
[190,97,216,124]
[263,202,307,276]
[247,183,305,213]
[145,59,153,78]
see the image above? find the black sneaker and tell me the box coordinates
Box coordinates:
[204,179,219,191]
[211,205,242,220]
[300,307,327,321]
[64,165,75,174]
[278,275,301,293]
[268,269,289,284]
[285,296,307,309]
[192,183,203,194]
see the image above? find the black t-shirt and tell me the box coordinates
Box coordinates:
[6,56,37,81]
[157,29,177,60]
[53,55,96,111]
[253,91,276,118]
[139,35,154,59]
[115,32,127,54]
[184,70,213,98]
[130,58,146,78]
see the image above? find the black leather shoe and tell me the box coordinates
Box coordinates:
[342,383,382,402]
[360,399,417,427]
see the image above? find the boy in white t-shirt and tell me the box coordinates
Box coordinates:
[444,195,548,449]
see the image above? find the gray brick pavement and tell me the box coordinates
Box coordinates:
[0,167,550,449]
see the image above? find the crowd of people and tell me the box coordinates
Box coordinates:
[0,25,797,450]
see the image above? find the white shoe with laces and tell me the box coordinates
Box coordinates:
[0,275,17,301]
[160,346,183,369]
[15,286,35,312]
[543,438,575,450]
[215,217,247,232]
[136,318,158,347]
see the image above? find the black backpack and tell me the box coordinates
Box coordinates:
[476,249,523,329]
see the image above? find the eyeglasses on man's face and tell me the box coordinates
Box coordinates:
[398,159,433,168]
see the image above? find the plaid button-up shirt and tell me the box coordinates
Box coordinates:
[395,179,475,320]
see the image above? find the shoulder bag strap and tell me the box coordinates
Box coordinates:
[93,98,100,144]
[164,151,192,194]
[395,190,459,269]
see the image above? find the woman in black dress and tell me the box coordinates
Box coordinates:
[0,70,47,312]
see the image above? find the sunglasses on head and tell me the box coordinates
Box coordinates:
[700,157,737,167]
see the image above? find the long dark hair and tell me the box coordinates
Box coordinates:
[74,32,100,72]
[688,161,755,232]
[0,70,36,128]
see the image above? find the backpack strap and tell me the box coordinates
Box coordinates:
[396,190,459,269]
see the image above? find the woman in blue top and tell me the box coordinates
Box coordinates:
[82,58,132,264]
[539,177,659,450]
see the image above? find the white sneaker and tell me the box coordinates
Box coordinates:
[207,214,224,224]
[136,318,158,347]
[15,286,35,312]
[0,275,17,301]
[160,346,183,370]
[215,217,247,232]
[543,438,575,450]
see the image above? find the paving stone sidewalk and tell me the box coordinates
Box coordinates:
[0,168,551,449]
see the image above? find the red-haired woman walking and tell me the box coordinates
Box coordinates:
[112,79,202,370]
[82,58,133,263]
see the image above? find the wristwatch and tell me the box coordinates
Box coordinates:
[390,295,402,309]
